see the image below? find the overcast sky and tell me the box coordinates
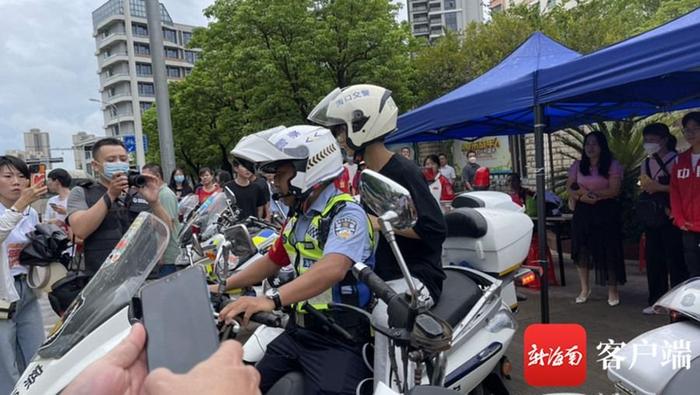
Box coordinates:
[0,0,406,170]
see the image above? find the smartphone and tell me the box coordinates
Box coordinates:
[421,166,436,182]
[30,164,46,186]
[139,266,219,373]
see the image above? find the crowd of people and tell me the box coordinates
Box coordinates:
[1,82,699,394]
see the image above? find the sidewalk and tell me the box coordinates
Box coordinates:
[505,256,668,394]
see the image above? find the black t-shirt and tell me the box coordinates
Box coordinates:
[253,177,271,202]
[223,180,266,219]
[371,154,447,301]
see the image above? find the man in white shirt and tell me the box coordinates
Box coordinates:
[438,153,456,184]
[44,169,72,229]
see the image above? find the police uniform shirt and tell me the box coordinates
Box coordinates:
[267,185,374,304]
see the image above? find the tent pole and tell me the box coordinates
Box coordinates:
[534,104,550,324]
[548,132,556,191]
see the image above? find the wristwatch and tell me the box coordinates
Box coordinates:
[8,206,21,214]
[265,288,283,310]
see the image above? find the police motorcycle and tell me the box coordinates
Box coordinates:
[176,188,280,283]
[607,278,700,394]
[12,213,170,395]
[224,170,519,395]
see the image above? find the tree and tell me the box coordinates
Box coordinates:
[156,0,415,169]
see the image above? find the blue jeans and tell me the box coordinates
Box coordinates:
[0,276,45,394]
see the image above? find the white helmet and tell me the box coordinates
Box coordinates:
[230,125,343,199]
[308,84,398,150]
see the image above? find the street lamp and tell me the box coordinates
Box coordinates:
[89,98,121,136]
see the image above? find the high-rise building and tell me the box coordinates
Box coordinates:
[72,132,99,177]
[407,0,484,40]
[489,0,575,13]
[91,0,201,140]
[24,128,51,161]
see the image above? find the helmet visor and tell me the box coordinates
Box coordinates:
[308,88,345,127]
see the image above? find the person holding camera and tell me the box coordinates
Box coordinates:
[66,138,171,274]
[0,155,47,394]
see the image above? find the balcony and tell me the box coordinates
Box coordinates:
[101,72,130,86]
[105,91,133,101]
[98,32,127,50]
[99,51,129,68]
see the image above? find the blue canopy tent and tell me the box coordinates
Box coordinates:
[389,32,583,323]
[389,32,582,143]
[390,8,700,323]
[537,8,700,123]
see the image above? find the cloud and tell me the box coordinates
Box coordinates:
[0,0,212,170]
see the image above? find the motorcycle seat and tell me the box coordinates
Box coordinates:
[430,268,483,327]
[444,208,488,238]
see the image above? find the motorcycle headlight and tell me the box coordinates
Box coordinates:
[486,309,516,333]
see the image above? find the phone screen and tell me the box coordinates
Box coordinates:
[140,266,219,373]
[30,164,46,186]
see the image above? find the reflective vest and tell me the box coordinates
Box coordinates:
[281,193,374,312]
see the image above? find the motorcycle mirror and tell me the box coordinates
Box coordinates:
[223,224,256,264]
[192,233,204,257]
[224,186,237,205]
[359,169,417,230]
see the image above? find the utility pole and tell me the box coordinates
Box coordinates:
[145,0,176,182]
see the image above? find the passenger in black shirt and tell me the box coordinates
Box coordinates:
[224,160,266,219]
[309,84,447,388]
[365,148,447,302]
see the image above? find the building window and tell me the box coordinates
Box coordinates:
[163,28,177,43]
[184,50,198,64]
[164,47,179,59]
[136,63,152,76]
[140,102,153,113]
[134,43,150,56]
[92,0,124,26]
[166,66,181,78]
[445,12,458,31]
[130,0,147,18]
[182,31,193,46]
[184,67,192,76]
[444,0,456,10]
[138,82,155,97]
[132,23,148,36]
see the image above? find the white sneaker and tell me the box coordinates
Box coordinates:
[642,306,655,315]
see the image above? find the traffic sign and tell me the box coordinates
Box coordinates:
[123,135,149,153]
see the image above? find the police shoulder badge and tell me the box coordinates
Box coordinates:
[334,216,358,240]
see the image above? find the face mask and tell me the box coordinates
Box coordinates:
[174,175,185,183]
[101,161,130,180]
[643,143,661,156]
[468,157,477,164]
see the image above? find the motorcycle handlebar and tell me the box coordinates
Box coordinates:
[250,311,283,327]
[352,263,397,304]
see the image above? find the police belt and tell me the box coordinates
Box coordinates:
[293,303,371,345]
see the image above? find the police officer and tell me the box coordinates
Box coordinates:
[217,125,375,394]
[66,138,172,274]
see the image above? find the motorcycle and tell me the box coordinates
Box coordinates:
[237,170,523,394]
[607,278,700,394]
[12,213,170,395]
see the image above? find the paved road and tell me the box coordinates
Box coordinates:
[504,258,668,395]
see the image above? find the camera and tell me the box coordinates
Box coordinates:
[127,171,147,188]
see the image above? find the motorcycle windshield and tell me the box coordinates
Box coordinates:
[178,194,199,222]
[654,278,700,321]
[177,192,227,244]
[38,213,169,359]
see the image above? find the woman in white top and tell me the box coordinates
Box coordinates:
[0,155,47,394]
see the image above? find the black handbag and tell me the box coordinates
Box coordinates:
[20,223,71,267]
[636,154,674,229]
